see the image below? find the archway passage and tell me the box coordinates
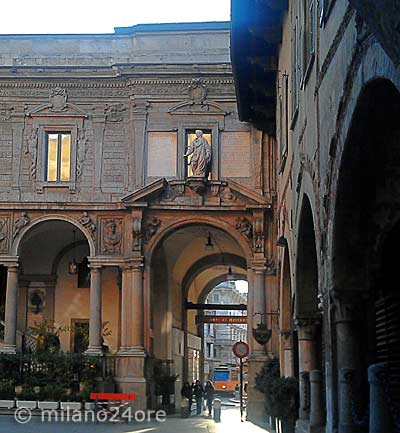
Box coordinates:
[295,195,325,425]
[333,78,400,431]
[148,222,251,407]
[3,219,119,354]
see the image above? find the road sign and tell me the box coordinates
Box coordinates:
[232,341,249,359]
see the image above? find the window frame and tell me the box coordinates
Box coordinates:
[33,120,79,193]
[45,131,72,183]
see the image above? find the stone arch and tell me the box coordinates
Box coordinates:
[295,194,319,319]
[197,273,247,304]
[12,214,96,257]
[182,252,247,299]
[146,216,253,265]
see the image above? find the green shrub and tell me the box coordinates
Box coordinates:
[0,379,15,399]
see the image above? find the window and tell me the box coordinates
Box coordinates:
[280,74,289,167]
[291,17,299,121]
[302,0,315,80]
[185,129,212,179]
[45,132,71,182]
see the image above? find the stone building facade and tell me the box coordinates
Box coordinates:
[232,0,400,432]
[0,22,279,415]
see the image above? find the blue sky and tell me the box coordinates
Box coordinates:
[1,0,231,34]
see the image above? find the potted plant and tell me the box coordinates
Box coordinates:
[255,357,299,433]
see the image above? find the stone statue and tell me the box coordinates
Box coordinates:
[76,129,88,178]
[78,211,96,237]
[184,130,211,178]
[13,212,30,239]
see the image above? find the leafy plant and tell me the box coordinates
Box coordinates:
[255,357,299,422]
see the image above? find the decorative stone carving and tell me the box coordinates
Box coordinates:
[78,212,96,237]
[220,186,237,203]
[184,130,212,178]
[253,218,264,253]
[76,129,88,178]
[143,217,161,244]
[0,217,10,253]
[330,290,363,324]
[236,217,253,240]
[188,78,207,102]
[104,103,125,122]
[266,257,276,275]
[25,128,38,180]
[0,103,13,121]
[102,219,122,254]
[13,212,30,240]
[49,87,68,112]
[132,217,142,252]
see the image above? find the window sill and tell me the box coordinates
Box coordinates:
[279,150,288,175]
[301,54,315,90]
[36,182,75,194]
[290,107,299,131]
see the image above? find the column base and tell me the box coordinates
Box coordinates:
[117,346,146,357]
[0,344,17,354]
[84,347,103,356]
[115,353,147,410]
[246,353,268,425]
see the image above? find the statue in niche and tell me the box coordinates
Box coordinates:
[13,212,30,240]
[103,219,121,254]
[184,130,212,178]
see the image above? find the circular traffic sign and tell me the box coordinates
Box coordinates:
[232,341,249,358]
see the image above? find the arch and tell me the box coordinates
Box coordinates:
[182,253,247,298]
[295,194,319,318]
[12,214,95,256]
[146,216,253,264]
[197,273,248,304]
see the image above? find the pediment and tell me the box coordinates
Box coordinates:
[168,100,230,116]
[122,178,269,209]
[26,102,89,118]
[26,86,89,118]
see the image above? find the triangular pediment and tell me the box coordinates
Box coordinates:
[26,102,89,118]
[122,178,270,209]
[168,100,230,116]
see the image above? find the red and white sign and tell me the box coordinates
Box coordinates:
[232,341,249,359]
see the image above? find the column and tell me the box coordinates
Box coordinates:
[116,261,146,410]
[247,265,267,424]
[368,363,391,433]
[331,291,361,433]
[1,264,19,354]
[296,318,319,423]
[85,265,102,355]
[310,370,325,427]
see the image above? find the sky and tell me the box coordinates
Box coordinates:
[1,0,231,34]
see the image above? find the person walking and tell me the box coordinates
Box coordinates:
[192,379,205,415]
[180,381,193,414]
[204,380,215,416]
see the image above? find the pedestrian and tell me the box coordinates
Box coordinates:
[204,380,215,416]
[192,379,204,415]
[180,381,193,414]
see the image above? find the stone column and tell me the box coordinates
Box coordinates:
[310,370,325,427]
[296,318,319,427]
[339,368,356,433]
[85,265,102,355]
[368,363,391,433]
[1,264,19,354]
[247,265,267,424]
[331,291,361,433]
[116,261,146,410]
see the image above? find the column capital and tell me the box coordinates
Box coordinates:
[124,258,144,270]
[0,256,19,268]
[330,289,366,323]
[295,317,321,340]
